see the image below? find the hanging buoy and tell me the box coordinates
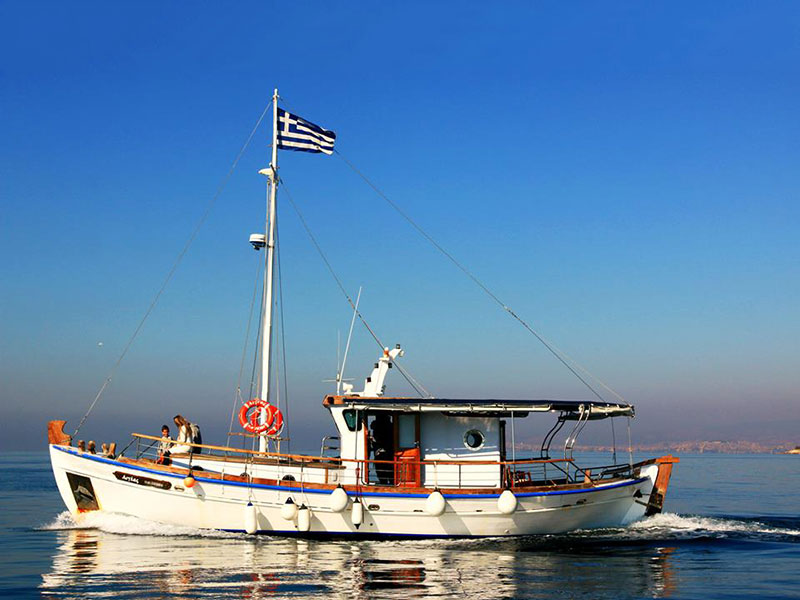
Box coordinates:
[351,499,364,528]
[280,497,298,521]
[498,489,517,515]
[425,490,446,516]
[183,475,196,488]
[244,502,258,534]
[238,399,284,435]
[297,504,311,532]
[329,486,349,513]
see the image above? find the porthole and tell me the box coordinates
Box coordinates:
[463,429,485,451]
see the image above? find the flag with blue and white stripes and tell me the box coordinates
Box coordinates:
[276,108,336,155]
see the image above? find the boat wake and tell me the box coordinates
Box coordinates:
[38,511,800,546]
[627,512,800,539]
[404,513,800,552]
[38,510,236,539]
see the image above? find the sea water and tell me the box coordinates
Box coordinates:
[1,451,798,599]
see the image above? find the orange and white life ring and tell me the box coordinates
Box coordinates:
[239,399,284,436]
[263,403,284,436]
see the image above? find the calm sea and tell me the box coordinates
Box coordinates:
[0,451,798,599]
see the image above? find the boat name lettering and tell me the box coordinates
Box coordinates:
[113,471,172,490]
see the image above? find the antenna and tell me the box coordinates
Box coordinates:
[339,286,362,395]
[336,329,341,389]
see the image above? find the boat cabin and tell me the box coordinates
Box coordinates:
[323,395,633,489]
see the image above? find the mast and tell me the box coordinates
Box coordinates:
[258,88,280,453]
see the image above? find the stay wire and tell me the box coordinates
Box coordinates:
[280,179,431,398]
[611,417,617,465]
[74,99,274,437]
[276,228,291,451]
[238,275,264,453]
[227,255,264,447]
[334,149,626,405]
[249,300,264,411]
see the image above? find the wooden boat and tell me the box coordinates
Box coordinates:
[48,90,677,537]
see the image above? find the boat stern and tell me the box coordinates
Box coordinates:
[642,455,679,516]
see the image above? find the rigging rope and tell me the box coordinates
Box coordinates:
[334,150,627,406]
[276,228,292,450]
[227,255,264,447]
[73,100,274,437]
[280,180,432,398]
[246,306,263,452]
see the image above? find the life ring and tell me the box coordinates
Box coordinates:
[239,399,284,436]
[264,403,284,436]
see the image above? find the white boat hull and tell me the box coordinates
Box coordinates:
[50,445,661,537]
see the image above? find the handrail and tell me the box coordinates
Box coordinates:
[131,432,576,467]
[132,433,309,460]
[128,432,645,489]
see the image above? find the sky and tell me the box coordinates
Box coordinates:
[1,2,799,451]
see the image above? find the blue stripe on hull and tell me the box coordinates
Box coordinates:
[223,529,505,540]
[52,445,647,499]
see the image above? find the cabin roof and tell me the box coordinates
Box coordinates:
[322,396,634,419]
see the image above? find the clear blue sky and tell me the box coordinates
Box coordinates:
[2,2,798,450]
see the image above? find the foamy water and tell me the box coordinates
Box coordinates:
[39,508,800,544]
[40,510,237,538]
[629,512,800,537]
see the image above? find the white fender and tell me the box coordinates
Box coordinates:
[498,489,517,515]
[280,497,298,521]
[329,486,349,513]
[425,490,446,516]
[351,499,364,528]
[297,504,311,532]
[244,502,258,534]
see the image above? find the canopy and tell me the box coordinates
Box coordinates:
[322,396,634,420]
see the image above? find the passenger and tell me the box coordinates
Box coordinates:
[101,443,109,456]
[157,425,172,464]
[370,414,394,485]
[87,440,96,454]
[170,415,194,454]
[171,415,193,453]
[189,421,203,454]
[77,440,85,452]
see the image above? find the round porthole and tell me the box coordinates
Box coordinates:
[463,429,485,451]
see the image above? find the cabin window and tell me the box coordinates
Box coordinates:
[463,429,485,451]
[397,414,417,449]
[342,410,363,432]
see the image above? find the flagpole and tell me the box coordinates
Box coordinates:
[259,88,280,453]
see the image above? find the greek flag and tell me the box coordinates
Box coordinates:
[276,108,336,155]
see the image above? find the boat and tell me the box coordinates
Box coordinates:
[47,89,678,537]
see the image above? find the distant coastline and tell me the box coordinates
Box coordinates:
[517,440,800,455]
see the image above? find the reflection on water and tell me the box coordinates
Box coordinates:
[40,522,679,599]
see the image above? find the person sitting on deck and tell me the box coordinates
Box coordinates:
[170,415,194,454]
[157,425,173,464]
